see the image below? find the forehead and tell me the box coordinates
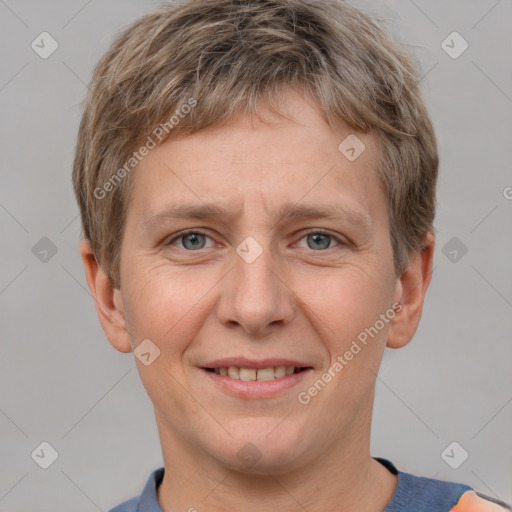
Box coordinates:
[127,91,385,229]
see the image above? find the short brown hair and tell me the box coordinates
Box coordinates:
[72,0,438,289]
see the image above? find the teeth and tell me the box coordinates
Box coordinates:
[256,368,275,381]
[239,368,257,381]
[274,366,287,378]
[228,366,240,379]
[213,366,299,380]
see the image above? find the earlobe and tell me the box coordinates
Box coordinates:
[79,239,133,353]
[386,232,435,349]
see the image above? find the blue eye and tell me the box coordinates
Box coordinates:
[169,231,213,250]
[167,230,344,252]
[298,231,342,251]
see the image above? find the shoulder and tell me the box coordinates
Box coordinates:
[108,496,138,512]
[107,467,165,512]
[391,470,472,511]
[377,458,510,512]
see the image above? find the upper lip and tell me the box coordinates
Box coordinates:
[201,357,313,370]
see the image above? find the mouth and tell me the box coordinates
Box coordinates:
[202,366,311,381]
[199,359,314,398]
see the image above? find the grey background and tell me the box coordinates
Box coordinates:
[1,0,511,510]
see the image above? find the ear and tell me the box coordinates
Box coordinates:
[79,239,132,353]
[386,232,435,349]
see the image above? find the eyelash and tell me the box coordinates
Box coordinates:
[166,229,346,251]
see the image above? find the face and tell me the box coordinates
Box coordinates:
[89,90,426,475]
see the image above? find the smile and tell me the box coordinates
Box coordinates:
[200,359,313,399]
[205,366,309,381]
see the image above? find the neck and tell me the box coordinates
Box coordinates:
[155,408,397,512]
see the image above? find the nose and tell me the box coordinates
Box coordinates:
[216,239,295,337]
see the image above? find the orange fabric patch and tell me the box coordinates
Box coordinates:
[450,491,505,512]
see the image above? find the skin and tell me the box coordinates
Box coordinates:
[81,89,435,512]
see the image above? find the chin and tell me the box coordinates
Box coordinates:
[207,421,313,475]
[217,449,307,476]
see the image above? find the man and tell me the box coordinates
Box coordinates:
[72,1,510,510]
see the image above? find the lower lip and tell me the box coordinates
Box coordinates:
[201,368,312,399]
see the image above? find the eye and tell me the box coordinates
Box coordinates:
[166,229,346,252]
[296,231,343,251]
[167,230,215,251]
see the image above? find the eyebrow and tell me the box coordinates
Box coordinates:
[142,201,371,231]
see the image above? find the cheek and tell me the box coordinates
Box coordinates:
[294,264,395,409]
[121,268,212,413]
[122,265,198,343]
[319,271,394,398]
[296,263,394,339]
